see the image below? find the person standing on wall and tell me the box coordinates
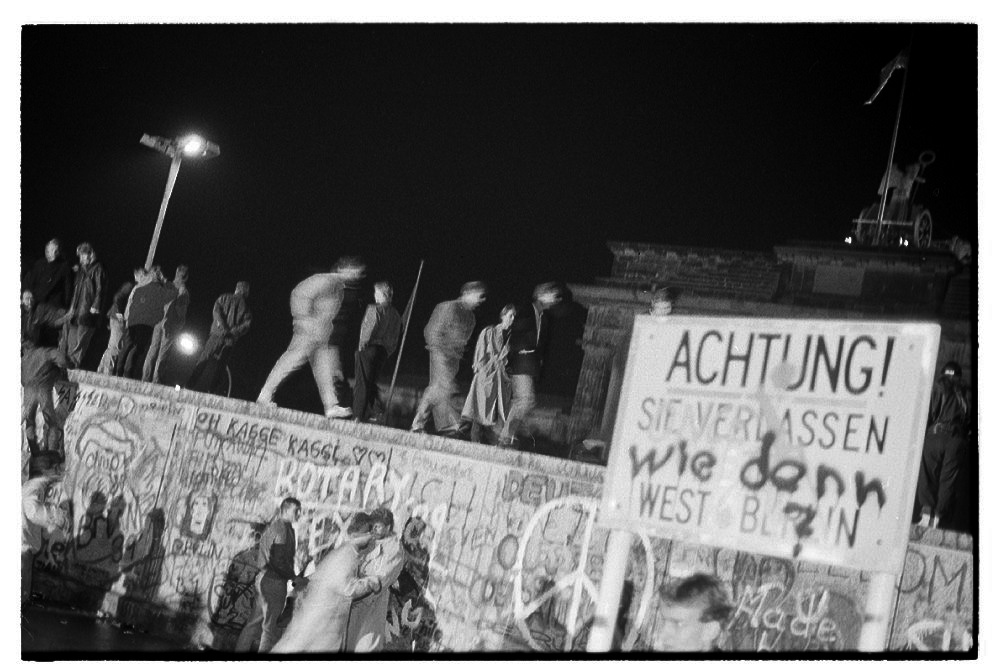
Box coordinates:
[498,282,561,448]
[346,507,407,652]
[186,281,253,394]
[256,257,366,419]
[235,497,309,654]
[915,360,970,528]
[459,303,516,444]
[97,267,143,375]
[142,264,190,384]
[22,238,73,345]
[410,281,487,437]
[61,242,108,369]
[352,281,402,423]
[115,266,177,380]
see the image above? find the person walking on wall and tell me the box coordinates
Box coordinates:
[256,257,366,419]
[459,303,515,444]
[498,282,561,448]
[410,281,487,436]
[352,281,402,422]
[97,268,142,375]
[235,497,309,654]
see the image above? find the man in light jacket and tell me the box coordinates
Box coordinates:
[347,507,406,652]
[257,257,366,419]
[115,266,177,380]
[271,513,379,653]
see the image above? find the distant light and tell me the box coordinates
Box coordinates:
[844,236,852,244]
[175,385,182,391]
[178,333,199,355]
[181,135,205,156]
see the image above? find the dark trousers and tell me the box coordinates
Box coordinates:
[352,345,387,421]
[187,334,232,393]
[116,324,154,380]
[915,429,966,523]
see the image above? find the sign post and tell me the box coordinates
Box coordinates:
[589,315,939,652]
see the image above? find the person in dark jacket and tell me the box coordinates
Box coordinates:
[22,341,71,459]
[22,238,73,310]
[352,281,402,422]
[497,282,561,447]
[915,361,970,528]
[61,242,108,369]
[187,281,253,394]
[115,266,177,380]
[410,282,486,436]
[97,267,143,375]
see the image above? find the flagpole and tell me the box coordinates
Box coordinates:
[874,49,911,245]
[385,259,424,421]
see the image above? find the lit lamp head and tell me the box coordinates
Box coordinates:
[177,333,199,356]
[178,134,220,159]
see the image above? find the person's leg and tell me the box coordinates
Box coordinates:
[309,344,343,414]
[257,334,311,404]
[935,434,966,526]
[114,327,135,377]
[124,326,155,380]
[22,550,34,605]
[412,351,446,431]
[97,318,124,375]
[142,324,165,382]
[432,355,461,433]
[257,576,289,653]
[499,374,536,444]
[152,332,176,384]
[38,384,61,454]
[235,579,266,652]
[915,433,944,524]
[352,347,374,420]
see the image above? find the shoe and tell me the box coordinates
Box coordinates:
[257,399,277,408]
[325,406,353,419]
[410,427,426,434]
[497,436,519,449]
[439,428,467,441]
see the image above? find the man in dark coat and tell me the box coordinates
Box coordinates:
[187,281,253,394]
[22,238,73,310]
[62,242,108,369]
[497,282,561,447]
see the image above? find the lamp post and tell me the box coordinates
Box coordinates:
[140,133,220,269]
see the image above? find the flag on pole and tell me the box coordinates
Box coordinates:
[865,48,909,105]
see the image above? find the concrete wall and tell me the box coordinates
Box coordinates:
[28,373,974,653]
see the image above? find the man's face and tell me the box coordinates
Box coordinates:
[285,505,301,524]
[500,309,516,329]
[78,251,94,267]
[22,290,34,311]
[463,290,486,309]
[652,600,721,652]
[45,241,60,262]
[374,286,387,304]
[538,291,560,308]
[650,298,672,317]
[341,265,366,284]
[371,521,390,539]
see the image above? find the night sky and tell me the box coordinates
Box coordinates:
[19,24,977,410]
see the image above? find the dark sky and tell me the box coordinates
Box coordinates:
[19,24,977,406]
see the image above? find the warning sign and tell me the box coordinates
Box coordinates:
[599,316,940,574]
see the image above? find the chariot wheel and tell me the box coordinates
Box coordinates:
[914,209,933,248]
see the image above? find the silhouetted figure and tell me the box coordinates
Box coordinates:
[116,266,177,380]
[352,281,402,422]
[62,242,108,369]
[187,281,253,394]
[22,238,73,310]
[143,265,190,383]
[459,303,515,444]
[97,268,141,375]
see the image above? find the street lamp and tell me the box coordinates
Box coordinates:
[140,133,220,269]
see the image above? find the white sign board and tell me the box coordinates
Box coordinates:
[600,316,940,574]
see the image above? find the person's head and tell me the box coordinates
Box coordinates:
[333,256,367,283]
[279,497,302,523]
[174,264,189,285]
[235,280,250,297]
[374,281,394,305]
[942,361,962,379]
[149,265,165,283]
[21,289,34,311]
[76,242,95,267]
[347,512,375,549]
[460,281,487,309]
[133,266,146,283]
[652,573,732,652]
[369,507,395,539]
[650,286,676,317]
[45,238,61,262]
[499,303,516,329]
[533,282,561,309]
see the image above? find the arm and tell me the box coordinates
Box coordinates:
[90,265,107,314]
[423,303,449,350]
[213,297,230,334]
[258,522,297,583]
[230,305,252,339]
[290,276,324,320]
[38,304,68,328]
[123,286,137,322]
[358,305,378,351]
[472,327,489,373]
